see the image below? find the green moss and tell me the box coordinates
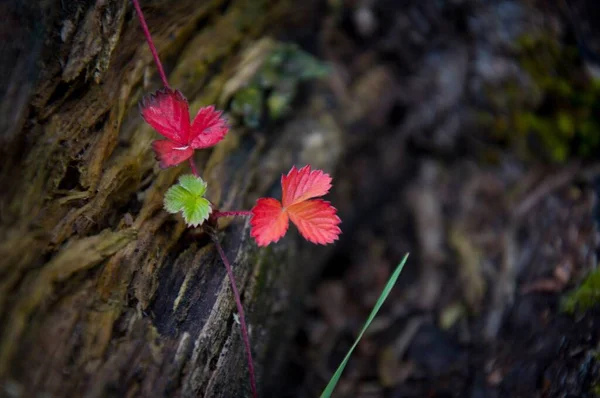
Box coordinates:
[561,268,600,315]
[488,34,600,163]
[230,85,263,128]
[250,246,275,295]
[590,382,600,397]
[229,42,330,127]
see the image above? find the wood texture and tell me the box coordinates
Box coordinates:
[0,0,342,396]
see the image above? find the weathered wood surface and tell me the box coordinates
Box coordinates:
[0,0,342,396]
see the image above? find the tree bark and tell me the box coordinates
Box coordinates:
[0,0,341,396]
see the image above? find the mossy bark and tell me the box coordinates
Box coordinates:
[0,0,340,396]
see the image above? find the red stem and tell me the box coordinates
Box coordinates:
[213,210,252,218]
[134,1,254,393]
[131,0,170,88]
[189,157,199,177]
[211,234,258,398]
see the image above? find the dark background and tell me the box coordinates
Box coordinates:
[278,0,600,396]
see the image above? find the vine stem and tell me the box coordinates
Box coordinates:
[131,0,170,88]
[211,233,258,398]
[213,210,252,218]
[132,1,255,394]
[189,157,199,177]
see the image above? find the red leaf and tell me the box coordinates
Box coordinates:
[151,140,194,169]
[189,105,229,149]
[288,199,341,245]
[282,165,332,207]
[140,89,229,168]
[140,88,190,145]
[250,165,341,246]
[250,198,289,246]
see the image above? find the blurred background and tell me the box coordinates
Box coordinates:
[1,0,600,397]
[275,0,600,396]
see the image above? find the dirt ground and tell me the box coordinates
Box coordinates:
[275,1,600,397]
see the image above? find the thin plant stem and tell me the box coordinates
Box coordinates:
[213,210,252,218]
[134,1,255,394]
[211,234,258,398]
[189,157,199,177]
[131,0,170,88]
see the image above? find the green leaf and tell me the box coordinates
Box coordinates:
[181,196,212,227]
[164,174,212,227]
[320,254,409,398]
[164,185,189,213]
[178,174,207,196]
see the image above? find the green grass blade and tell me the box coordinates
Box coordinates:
[320,253,409,398]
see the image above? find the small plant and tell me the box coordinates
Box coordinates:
[132,1,341,397]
